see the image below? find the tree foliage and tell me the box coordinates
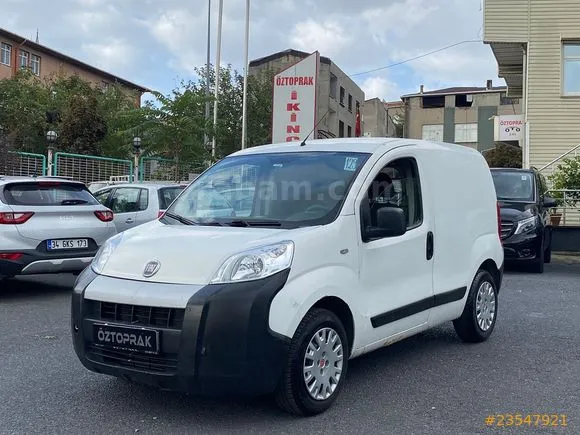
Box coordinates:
[548,155,580,206]
[483,143,523,168]
[0,63,275,166]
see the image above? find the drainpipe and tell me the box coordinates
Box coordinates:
[522,45,530,169]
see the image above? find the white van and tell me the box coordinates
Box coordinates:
[71,138,504,416]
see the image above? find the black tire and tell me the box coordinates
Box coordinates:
[544,230,552,264]
[275,308,349,416]
[453,269,498,343]
[530,242,545,273]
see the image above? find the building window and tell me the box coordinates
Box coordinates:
[455,123,478,143]
[339,120,345,137]
[19,50,29,69]
[348,94,353,112]
[339,87,345,106]
[348,125,352,137]
[330,74,337,99]
[1,43,11,66]
[421,124,443,141]
[30,54,40,75]
[562,42,580,95]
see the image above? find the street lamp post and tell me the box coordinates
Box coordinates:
[241,0,250,150]
[46,130,58,176]
[132,136,142,182]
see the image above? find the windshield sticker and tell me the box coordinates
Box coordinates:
[273,163,283,167]
[521,175,528,180]
[344,157,358,172]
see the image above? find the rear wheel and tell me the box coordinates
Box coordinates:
[275,308,349,416]
[453,269,498,343]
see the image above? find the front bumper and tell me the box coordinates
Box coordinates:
[71,267,291,397]
[502,230,542,261]
[0,243,99,276]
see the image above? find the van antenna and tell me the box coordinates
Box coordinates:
[300,109,330,146]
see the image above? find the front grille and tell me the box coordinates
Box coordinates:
[500,221,514,239]
[86,300,185,330]
[86,344,178,373]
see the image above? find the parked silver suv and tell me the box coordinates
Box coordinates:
[92,182,186,233]
[0,176,117,280]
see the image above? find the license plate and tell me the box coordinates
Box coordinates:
[46,238,88,250]
[93,323,160,355]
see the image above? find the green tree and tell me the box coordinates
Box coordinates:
[548,155,580,207]
[483,143,522,168]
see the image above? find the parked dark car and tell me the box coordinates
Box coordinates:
[490,167,557,273]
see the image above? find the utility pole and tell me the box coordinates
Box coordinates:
[204,0,211,152]
[241,0,250,150]
[211,0,224,160]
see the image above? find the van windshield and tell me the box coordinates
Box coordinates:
[491,171,535,202]
[165,151,371,228]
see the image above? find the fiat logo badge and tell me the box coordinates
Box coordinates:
[143,260,160,277]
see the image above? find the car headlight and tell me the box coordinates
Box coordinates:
[514,216,538,235]
[91,232,124,274]
[210,241,295,284]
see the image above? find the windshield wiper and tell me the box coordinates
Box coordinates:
[226,219,282,227]
[60,199,88,205]
[163,212,199,226]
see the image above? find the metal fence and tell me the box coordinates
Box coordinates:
[547,189,580,227]
[1,152,46,176]
[139,157,204,183]
[53,152,133,185]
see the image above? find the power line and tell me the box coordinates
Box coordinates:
[349,39,483,78]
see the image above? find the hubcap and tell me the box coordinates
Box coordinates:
[475,281,496,331]
[303,327,344,401]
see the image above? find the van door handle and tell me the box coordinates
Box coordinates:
[426,231,434,260]
[125,218,134,224]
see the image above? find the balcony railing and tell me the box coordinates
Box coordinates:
[546,189,580,227]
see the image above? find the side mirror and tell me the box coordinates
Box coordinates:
[366,207,407,239]
[543,196,557,208]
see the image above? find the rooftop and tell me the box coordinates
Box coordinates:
[230,137,478,157]
[0,27,151,93]
[249,48,332,68]
[401,85,507,99]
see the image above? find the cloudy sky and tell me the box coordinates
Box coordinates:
[1,0,504,102]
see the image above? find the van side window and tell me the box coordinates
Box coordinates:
[360,157,423,240]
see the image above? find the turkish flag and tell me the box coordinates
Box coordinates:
[355,105,361,137]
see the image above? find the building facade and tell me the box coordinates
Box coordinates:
[249,49,364,139]
[0,27,149,106]
[483,0,580,169]
[361,98,404,138]
[400,81,522,151]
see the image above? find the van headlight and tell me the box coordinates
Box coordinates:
[210,241,295,283]
[91,232,124,274]
[514,216,538,235]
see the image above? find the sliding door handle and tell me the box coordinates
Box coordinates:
[426,231,434,260]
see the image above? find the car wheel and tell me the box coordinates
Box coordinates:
[453,269,498,343]
[275,308,349,416]
[530,243,545,273]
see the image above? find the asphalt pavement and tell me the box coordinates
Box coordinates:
[1,259,579,435]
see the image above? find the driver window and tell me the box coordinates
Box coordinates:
[360,157,423,240]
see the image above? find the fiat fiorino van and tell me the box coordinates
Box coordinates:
[71,137,504,416]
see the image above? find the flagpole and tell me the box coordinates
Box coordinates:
[241,0,250,150]
[212,0,224,160]
[204,0,211,152]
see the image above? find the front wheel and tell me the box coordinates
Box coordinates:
[453,269,498,343]
[275,308,349,416]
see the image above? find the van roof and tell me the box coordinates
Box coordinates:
[230,137,480,157]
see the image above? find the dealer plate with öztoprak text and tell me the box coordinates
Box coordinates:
[46,238,89,250]
[93,324,160,355]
